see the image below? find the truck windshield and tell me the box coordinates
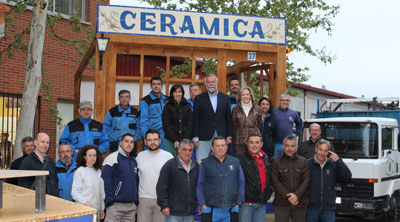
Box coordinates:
[309,122,379,159]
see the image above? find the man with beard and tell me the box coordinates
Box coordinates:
[136,129,174,222]
[56,143,77,201]
[139,77,167,149]
[228,77,241,110]
[192,74,232,163]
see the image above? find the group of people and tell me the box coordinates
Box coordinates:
[8,74,352,222]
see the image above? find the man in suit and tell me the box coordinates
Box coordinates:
[193,74,232,163]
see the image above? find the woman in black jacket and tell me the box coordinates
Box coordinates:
[259,97,276,158]
[162,84,193,155]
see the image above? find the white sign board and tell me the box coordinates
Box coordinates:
[97,5,286,45]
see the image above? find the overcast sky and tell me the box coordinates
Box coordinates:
[109,0,400,99]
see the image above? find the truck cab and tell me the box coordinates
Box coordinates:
[304,117,400,220]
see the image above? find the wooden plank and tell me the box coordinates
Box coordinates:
[94,47,106,120]
[73,77,81,119]
[0,170,48,179]
[81,75,95,82]
[217,49,227,93]
[238,64,270,72]
[227,61,257,74]
[74,39,96,79]
[104,43,117,118]
[165,56,170,96]
[109,34,281,53]
[1,183,95,221]
[191,54,195,79]
[260,68,264,98]
[274,46,287,105]
[139,54,144,100]
[227,50,276,63]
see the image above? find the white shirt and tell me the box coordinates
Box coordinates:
[136,150,174,198]
[71,166,105,211]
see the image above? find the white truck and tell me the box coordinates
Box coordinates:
[305,110,400,221]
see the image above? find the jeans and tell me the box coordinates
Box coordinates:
[272,144,284,159]
[165,215,194,222]
[201,207,239,222]
[239,203,265,222]
[196,131,217,164]
[306,208,335,222]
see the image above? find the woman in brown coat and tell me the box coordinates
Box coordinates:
[232,86,263,152]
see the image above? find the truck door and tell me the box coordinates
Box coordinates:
[381,127,399,178]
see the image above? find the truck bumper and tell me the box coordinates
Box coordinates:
[336,197,385,213]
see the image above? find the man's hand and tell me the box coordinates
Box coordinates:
[329,151,339,162]
[100,210,105,219]
[85,202,92,207]
[162,207,170,217]
[287,193,299,206]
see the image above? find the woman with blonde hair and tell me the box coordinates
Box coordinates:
[232,86,263,152]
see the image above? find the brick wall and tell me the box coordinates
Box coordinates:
[0,1,109,159]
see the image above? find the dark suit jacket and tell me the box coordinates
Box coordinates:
[193,91,232,141]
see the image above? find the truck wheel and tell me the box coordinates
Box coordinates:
[387,196,398,221]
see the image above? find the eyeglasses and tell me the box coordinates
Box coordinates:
[86,154,97,158]
[280,99,290,102]
[59,150,72,154]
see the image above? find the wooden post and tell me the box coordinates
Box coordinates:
[103,43,117,120]
[259,68,264,99]
[217,49,227,92]
[139,54,144,100]
[94,39,106,120]
[274,46,287,107]
[166,56,170,96]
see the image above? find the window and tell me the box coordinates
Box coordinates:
[49,0,86,21]
[9,0,86,21]
[382,127,393,150]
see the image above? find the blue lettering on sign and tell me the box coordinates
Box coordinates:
[180,15,195,34]
[233,19,248,37]
[224,18,229,36]
[249,21,264,39]
[140,12,156,31]
[161,14,178,35]
[199,17,220,36]
[120,11,136,30]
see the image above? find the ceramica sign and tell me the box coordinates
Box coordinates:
[97,5,286,45]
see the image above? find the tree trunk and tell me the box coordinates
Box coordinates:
[13,0,48,161]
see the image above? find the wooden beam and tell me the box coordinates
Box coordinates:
[104,43,117,119]
[139,54,144,100]
[109,34,281,53]
[274,46,287,104]
[259,68,264,99]
[226,51,276,63]
[94,47,106,121]
[238,64,270,72]
[73,39,96,119]
[74,39,96,79]
[226,61,257,75]
[166,56,170,96]
[217,49,227,93]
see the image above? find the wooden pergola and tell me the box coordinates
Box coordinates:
[74,33,287,121]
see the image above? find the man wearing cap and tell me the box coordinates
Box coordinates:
[60,101,109,159]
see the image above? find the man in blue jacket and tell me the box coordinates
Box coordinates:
[306,139,351,222]
[60,101,109,159]
[196,136,244,222]
[272,93,303,159]
[102,133,139,222]
[156,139,199,222]
[139,77,167,149]
[56,143,77,201]
[103,89,141,153]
